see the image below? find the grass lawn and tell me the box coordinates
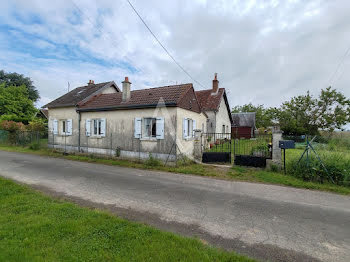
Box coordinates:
[0,177,253,261]
[1,144,350,195]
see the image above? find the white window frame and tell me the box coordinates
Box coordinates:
[59,119,69,136]
[183,118,195,139]
[91,119,104,137]
[143,117,157,139]
[135,117,164,140]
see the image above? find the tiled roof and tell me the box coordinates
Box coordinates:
[40,109,48,119]
[195,88,224,111]
[232,112,256,127]
[43,81,116,108]
[78,83,201,113]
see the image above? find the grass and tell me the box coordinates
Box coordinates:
[1,143,350,195]
[0,177,253,261]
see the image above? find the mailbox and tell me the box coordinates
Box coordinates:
[279,140,295,149]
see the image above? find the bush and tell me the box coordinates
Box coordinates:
[29,142,40,150]
[144,153,162,167]
[27,119,47,133]
[287,150,350,186]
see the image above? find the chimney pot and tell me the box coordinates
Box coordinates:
[212,73,219,93]
[88,80,95,85]
[122,76,131,101]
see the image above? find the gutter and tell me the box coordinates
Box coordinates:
[78,110,81,152]
[76,102,178,112]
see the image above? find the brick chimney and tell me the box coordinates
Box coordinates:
[212,73,219,93]
[122,77,131,101]
[87,80,95,85]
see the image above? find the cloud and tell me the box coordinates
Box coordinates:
[0,0,349,116]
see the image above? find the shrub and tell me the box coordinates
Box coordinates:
[27,119,46,132]
[144,153,162,167]
[287,150,350,186]
[29,142,40,150]
[0,120,25,144]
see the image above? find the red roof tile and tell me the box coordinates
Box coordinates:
[78,83,201,113]
[43,81,118,108]
[195,88,224,111]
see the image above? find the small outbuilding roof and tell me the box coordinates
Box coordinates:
[231,112,256,127]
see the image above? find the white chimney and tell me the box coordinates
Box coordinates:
[122,77,131,101]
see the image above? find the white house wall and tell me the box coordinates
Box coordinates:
[215,98,231,133]
[175,107,207,157]
[48,107,79,147]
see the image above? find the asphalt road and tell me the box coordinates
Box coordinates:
[0,151,349,262]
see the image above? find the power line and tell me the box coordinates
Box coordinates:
[126,0,207,89]
[70,0,141,73]
[327,44,350,85]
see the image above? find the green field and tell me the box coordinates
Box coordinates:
[0,177,253,262]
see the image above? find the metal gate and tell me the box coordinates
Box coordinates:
[201,133,232,163]
[233,134,272,167]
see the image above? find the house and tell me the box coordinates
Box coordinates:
[195,74,232,134]
[231,112,256,138]
[44,78,207,161]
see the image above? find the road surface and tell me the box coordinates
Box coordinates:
[0,151,349,262]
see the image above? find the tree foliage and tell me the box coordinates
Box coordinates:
[232,87,350,135]
[0,83,38,122]
[0,70,39,102]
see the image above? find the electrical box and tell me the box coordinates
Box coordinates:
[279,140,295,149]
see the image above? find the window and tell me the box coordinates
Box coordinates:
[222,125,225,133]
[62,120,67,134]
[183,118,196,139]
[93,119,102,136]
[59,119,72,135]
[134,117,164,139]
[144,118,157,138]
[86,118,105,137]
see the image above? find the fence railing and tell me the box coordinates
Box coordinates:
[201,133,232,153]
[233,134,272,158]
[0,130,45,147]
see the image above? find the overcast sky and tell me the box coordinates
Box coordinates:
[1,0,349,110]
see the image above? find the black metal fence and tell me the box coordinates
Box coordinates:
[233,134,272,158]
[201,133,232,163]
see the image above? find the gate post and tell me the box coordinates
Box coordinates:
[193,130,202,161]
[267,130,282,169]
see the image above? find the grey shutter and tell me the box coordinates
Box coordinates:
[86,119,91,137]
[67,119,73,135]
[134,118,142,138]
[156,117,164,139]
[53,119,58,135]
[100,118,106,137]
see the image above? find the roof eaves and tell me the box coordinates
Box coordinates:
[77,102,177,112]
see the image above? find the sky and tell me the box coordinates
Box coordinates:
[0,0,349,111]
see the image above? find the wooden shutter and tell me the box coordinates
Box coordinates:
[192,119,196,137]
[86,119,91,137]
[156,117,164,139]
[53,119,58,135]
[100,118,106,137]
[134,118,142,138]
[183,118,188,139]
[67,119,73,135]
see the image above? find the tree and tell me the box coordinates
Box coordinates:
[0,70,39,102]
[276,87,350,135]
[232,103,274,128]
[0,83,37,122]
[315,87,350,133]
